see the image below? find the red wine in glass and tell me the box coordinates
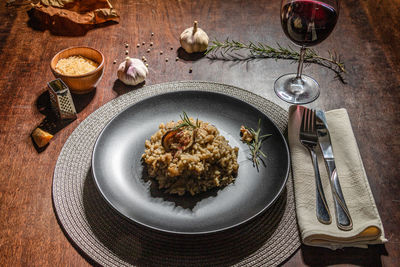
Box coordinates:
[274,0,339,104]
[282,0,338,46]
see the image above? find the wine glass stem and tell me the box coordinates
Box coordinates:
[295,46,307,81]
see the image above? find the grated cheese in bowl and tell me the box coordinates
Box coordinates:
[55,55,99,76]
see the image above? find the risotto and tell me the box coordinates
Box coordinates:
[142,115,239,196]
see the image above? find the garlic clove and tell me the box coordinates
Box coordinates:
[117,57,148,86]
[180,21,209,54]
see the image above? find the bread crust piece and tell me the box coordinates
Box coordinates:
[32,128,53,148]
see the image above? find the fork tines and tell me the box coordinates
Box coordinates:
[301,108,317,143]
[305,108,313,130]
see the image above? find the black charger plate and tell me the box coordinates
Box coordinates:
[92,90,289,234]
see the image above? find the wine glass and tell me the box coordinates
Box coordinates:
[274,0,340,104]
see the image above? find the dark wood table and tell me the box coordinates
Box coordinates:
[1,0,399,266]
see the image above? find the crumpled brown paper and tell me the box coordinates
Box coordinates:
[28,0,119,36]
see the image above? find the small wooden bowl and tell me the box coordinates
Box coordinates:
[50,47,104,94]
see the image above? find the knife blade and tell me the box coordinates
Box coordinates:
[316,110,353,231]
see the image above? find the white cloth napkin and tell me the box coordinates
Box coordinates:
[288,105,387,250]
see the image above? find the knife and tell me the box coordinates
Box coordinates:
[316,110,353,231]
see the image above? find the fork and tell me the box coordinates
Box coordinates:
[300,108,332,224]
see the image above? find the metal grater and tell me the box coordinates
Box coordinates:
[48,78,77,120]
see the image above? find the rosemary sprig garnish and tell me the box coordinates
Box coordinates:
[206,39,347,83]
[241,119,272,170]
[172,111,200,130]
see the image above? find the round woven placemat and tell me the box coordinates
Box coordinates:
[53,81,300,267]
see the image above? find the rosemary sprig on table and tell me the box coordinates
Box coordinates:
[241,119,272,170]
[206,39,347,83]
[173,111,200,130]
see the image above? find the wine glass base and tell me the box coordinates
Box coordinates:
[274,73,320,104]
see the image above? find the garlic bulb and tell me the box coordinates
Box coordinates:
[117,57,148,85]
[180,21,209,53]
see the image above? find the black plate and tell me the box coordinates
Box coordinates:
[92,91,289,234]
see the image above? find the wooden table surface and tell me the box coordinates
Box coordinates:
[1,0,399,266]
